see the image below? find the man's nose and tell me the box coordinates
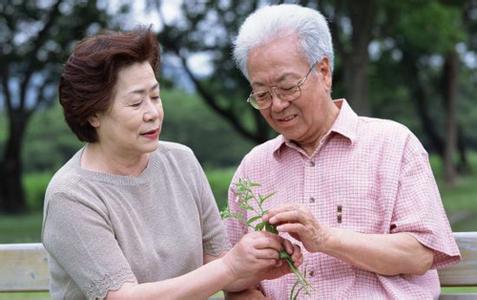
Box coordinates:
[270,88,290,112]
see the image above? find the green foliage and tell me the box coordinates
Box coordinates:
[22,104,83,173]
[160,89,254,167]
[23,172,52,211]
[0,211,43,243]
[205,167,235,211]
[396,1,466,54]
[0,292,50,300]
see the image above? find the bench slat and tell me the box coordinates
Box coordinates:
[438,232,477,286]
[0,243,49,292]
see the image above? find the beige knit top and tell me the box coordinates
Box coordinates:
[42,141,228,299]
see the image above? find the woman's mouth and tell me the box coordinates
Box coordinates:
[141,128,159,140]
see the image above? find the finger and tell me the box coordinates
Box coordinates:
[283,239,293,254]
[276,223,306,235]
[263,204,300,220]
[291,244,302,263]
[255,258,279,269]
[269,210,306,225]
[253,232,284,251]
[254,248,280,260]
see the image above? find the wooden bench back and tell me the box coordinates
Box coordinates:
[438,232,477,286]
[0,243,48,292]
[0,232,476,297]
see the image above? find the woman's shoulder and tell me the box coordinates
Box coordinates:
[46,149,84,195]
[157,140,194,155]
[155,140,197,163]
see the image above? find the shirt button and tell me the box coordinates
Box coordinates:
[309,161,315,167]
[309,197,315,203]
[309,270,315,277]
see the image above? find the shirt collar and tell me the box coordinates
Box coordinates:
[271,98,358,158]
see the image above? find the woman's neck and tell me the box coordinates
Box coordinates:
[81,143,149,177]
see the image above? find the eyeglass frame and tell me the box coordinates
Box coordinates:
[246,60,318,110]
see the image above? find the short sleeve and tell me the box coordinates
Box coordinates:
[190,155,230,256]
[390,134,461,269]
[42,193,136,299]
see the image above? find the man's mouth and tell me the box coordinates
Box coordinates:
[277,114,297,122]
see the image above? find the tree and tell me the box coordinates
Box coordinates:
[0,0,112,213]
[152,0,272,144]
[380,0,467,183]
[153,0,474,184]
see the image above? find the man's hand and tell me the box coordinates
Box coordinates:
[263,203,331,253]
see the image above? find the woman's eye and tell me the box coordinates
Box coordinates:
[130,101,142,107]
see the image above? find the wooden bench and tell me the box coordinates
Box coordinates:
[1,232,476,299]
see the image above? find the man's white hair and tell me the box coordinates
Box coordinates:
[233,4,334,80]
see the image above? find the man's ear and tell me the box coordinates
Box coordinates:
[88,114,100,128]
[317,57,332,92]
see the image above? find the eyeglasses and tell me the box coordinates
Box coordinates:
[247,61,317,110]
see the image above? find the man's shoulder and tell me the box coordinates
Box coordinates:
[357,116,425,154]
[245,135,282,159]
[358,116,413,141]
[359,116,409,132]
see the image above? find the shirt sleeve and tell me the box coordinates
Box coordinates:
[390,133,461,269]
[42,193,136,299]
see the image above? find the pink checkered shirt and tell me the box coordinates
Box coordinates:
[225,99,461,299]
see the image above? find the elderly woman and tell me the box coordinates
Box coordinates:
[41,28,301,300]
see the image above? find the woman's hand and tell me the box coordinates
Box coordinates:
[222,231,303,280]
[255,238,303,281]
[263,203,331,253]
[222,231,283,280]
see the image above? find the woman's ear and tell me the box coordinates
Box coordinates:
[88,114,100,128]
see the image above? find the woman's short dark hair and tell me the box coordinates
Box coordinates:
[59,27,160,142]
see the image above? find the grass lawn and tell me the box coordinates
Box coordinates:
[0,212,43,243]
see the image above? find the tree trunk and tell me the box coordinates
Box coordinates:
[0,111,30,213]
[342,0,376,116]
[402,51,445,158]
[456,125,470,175]
[442,50,458,185]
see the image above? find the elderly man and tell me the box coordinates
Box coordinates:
[225,4,461,299]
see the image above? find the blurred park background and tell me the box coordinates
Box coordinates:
[1,0,477,246]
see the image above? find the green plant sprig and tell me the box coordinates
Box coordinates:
[221,178,312,300]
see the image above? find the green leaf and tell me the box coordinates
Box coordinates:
[264,222,278,234]
[246,215,262,225]
[255,222,265,231]
[259,192,275,205]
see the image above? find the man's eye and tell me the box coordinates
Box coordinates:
[254,92,269,99]
[279,86,296,92]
